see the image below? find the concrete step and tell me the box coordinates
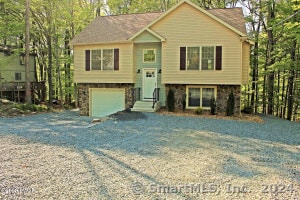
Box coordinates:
[131,101,160,112]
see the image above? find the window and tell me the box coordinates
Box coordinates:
[20,55,25,65]
[103,49,114,70]
[91,50,101,70]
[202,88,215,107]
[15,72,22,81]
[143,49,156,63]
[187,47,200,70]
[202,47,214,70]
[187,86,216,108]
[188,88,200,107]
[180,46,222,71]
[85,48,119,71]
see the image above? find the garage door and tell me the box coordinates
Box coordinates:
[90,88,125,117]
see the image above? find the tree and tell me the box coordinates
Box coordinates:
[167,89,175,112]
[25,0,31,104]
[226,91,235,116]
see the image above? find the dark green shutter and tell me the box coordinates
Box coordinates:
[216,46,222,70]
[85,50,90,71]
[114,49,119,71]
[180,47,186,70]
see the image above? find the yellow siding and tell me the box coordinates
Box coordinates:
[242,42,250,84]
[73,43,134,83]
[151,2,243,85]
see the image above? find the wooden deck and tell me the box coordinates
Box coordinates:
[0,82,46,102]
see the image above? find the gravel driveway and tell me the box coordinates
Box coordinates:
[0,110,299,199]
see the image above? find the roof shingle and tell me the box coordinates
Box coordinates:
[71,6,246,45]
[207,8,247,35]
[71,12,163,45]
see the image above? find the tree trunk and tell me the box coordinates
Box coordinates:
[265,0,276,115]
[25,0,31,104]
[47,34,53,106]
[276,71,281,117]
[267,28,275,115]
[287,40,297,120]
[251,40,259,112]
[55,36,64,109]
[65,29,72,105]
[280,71,286,118]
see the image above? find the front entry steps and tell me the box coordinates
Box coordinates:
[131,101,161,112]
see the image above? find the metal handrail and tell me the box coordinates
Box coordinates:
[152,88,160,108]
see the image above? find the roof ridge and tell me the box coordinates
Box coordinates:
[207,7,243,10]
[99,11,164,18]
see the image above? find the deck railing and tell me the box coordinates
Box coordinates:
[0,82,45,91]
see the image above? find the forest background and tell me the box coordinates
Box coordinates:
[0,0,299,121]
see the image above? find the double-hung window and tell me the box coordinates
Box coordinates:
[187,47,200,70]
[187,86,216,108]
[91,50,101,70]
[180,46,222,71]
[202,47,215,70]
[85,48,119,71]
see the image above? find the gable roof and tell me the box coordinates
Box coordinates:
[208,8,247,35]
[70,12,163,45]
[71,0,247,45]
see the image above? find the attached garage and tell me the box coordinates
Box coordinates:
[89,88,125,117]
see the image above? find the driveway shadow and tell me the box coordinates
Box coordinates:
[0,110,299,198]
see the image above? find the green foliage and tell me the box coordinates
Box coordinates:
[226,91,235,116]
[182,93,186,111]
[167,89,175,112]
[15,103,47,112]
[195,107,204,115]
[210,97,217,115]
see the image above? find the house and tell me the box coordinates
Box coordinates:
[71,0,252,117]
[0,45,45,102]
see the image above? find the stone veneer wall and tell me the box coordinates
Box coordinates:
[165,84,187,110]
[217,85,241,113]
[78,83,134,116]
[165,84,241,113]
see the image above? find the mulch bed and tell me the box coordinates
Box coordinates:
[157,108,264,123]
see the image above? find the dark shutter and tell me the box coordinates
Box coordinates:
[180,47,186,70]
[85,50,90,71]
[216,46,222,70]
[114,48,119,71]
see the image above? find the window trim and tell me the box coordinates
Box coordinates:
[143,49,156,63]
[186,86,217,109]
[185,46,215,71]
[180,46,222,71]
[86,48,119,71]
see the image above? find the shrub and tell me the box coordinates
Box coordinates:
[242,105,254,114]
[210,97,217,115]
[182,93,187,111]
[226,91,235,116]
[167,89,175,112]
[195,107,204,115]
[15,103,47,112]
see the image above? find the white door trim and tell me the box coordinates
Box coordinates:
[142,68,157,101]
